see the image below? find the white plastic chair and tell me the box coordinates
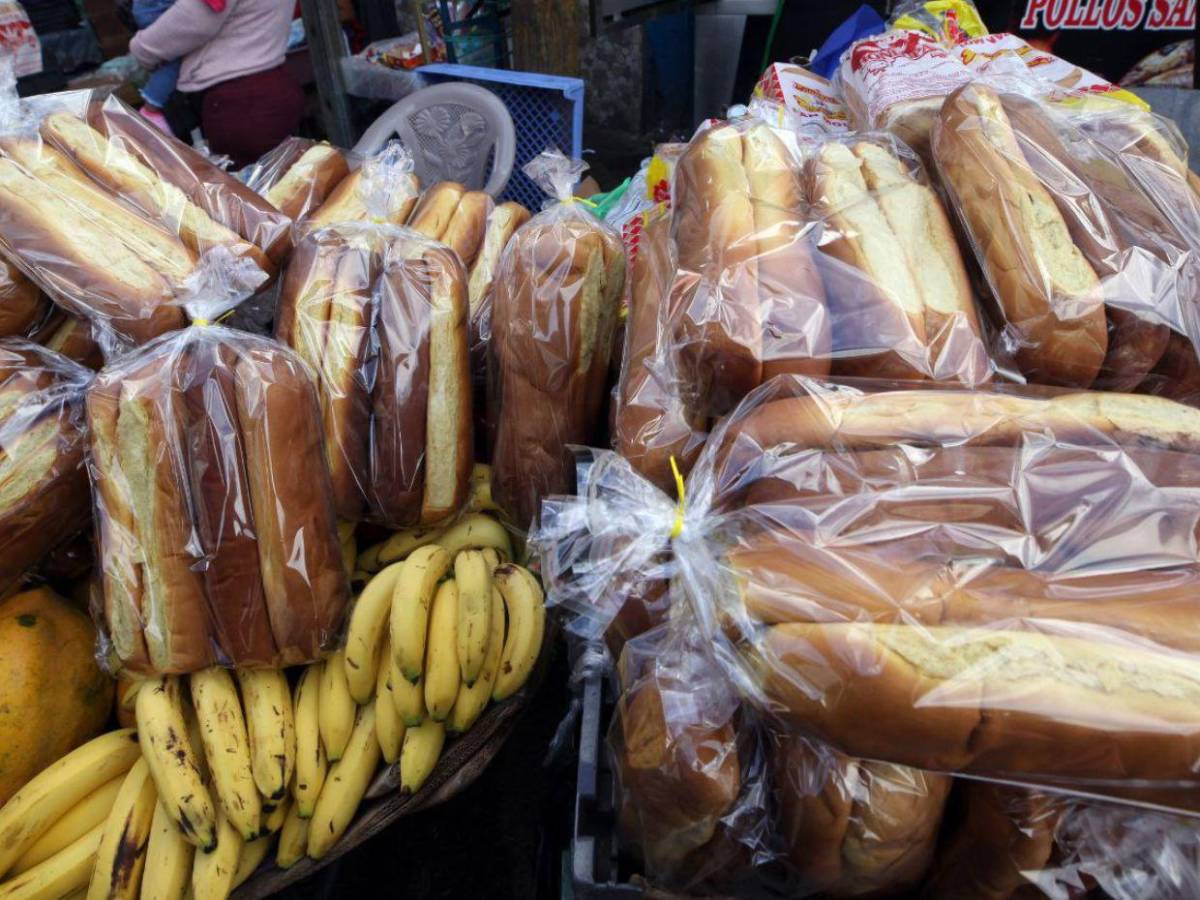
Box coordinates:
[354,82,516,196]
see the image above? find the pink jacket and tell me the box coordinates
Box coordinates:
[129,0,293,93]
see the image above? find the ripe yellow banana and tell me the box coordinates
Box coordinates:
[453,549,492,685]
[260,796,289,836]
[306,705,380,860]
[236,668,296,803]
[190,667,260,840]
[357,541,384,574]
[343,560,406,703]
[136,677,217,852]
[423,579,460,722]
[492,565,547,701]
[231,832,273,890]
[374,639,404,763]
[480,547,501,572]
[11,775,122,875]
[87,756,156,900]
[118,676,146,714]
[0,822,103,900]
[318,650,355,763]
[377,524,446,567]
[275,805,309,870]
[390,544,452,682]
[337,521,357,579]
[140,799,195,900]
[448,585,505,733]
[468,463,501,513]
[292,665,326,818]
[390,652,425,727]
[437,513,512,561]
[399,720,445,796]
[191,810,240,900]
[0,729,140,878]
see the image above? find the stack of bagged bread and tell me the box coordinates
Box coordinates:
[613,111,991,495]
[87,325,349,674]
[0,97,289,346]
[610,624,1200,898]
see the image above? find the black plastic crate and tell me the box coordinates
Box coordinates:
[572,651,642,899]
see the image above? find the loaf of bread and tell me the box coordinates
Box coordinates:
[760,621,1200,785]
[88,329,349,673]
[490,207,626,529]
[407,181,466,241]
[935,83,1108,387]
[0,259,50,339]
[275,225,472,527]
[306,164,420,229]
[39,315,101,369]
[440,190,492,268]
[264,142,350,221]
[40,112,272,275]
[925,784,1059,900]
[373,241,472,526]
[88,98,292,267]
[467,201,531,321]
[0,341,91,599]
[615,653,742,881]
[0,138,190,344]
[612,208,707,492]
[772,733,950,896]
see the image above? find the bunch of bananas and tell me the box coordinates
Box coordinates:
[0,499,547,899]
[0,727,272,900]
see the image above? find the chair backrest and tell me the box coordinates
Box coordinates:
[353,81,516,197]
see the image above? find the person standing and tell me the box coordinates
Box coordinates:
[128,0,304,167]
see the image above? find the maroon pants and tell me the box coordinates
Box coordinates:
[197,64,304,168]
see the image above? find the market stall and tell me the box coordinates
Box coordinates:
[2,0,1200,898]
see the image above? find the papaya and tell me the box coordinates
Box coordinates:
[0,587,115,805]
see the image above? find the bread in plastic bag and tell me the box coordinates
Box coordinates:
[0,339,92,597]
[304,142,421,231]
[274,220,472,527]
[612,107,990,494]
[611,625,770,894]
[487,150,626,530]
[241,136,351,222]
[0,257,53,339]
[534,374,1200,814]
[0,78,286,348]
[87,254,348,674]
[771,731,950,897]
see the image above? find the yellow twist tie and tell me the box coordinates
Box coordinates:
[191,310,235,328]
[193,318,210,327]
[669,455,686,539]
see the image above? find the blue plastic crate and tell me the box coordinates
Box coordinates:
[417,63,584,211]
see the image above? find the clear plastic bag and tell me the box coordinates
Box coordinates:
[0,338,92,597]
[303,141,422,231]
[933,83,1200,393]
[612,108,991,493]
[240,136,352,223]
[486,151,626,530]
[87,254,348,674]
[534,374,1200,814]
[610,625,773,895]
[928,782,1200,900]
[770,731,950,897]
[274,220,472,527]
[0,257,53,340]
[0,85,286,348]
